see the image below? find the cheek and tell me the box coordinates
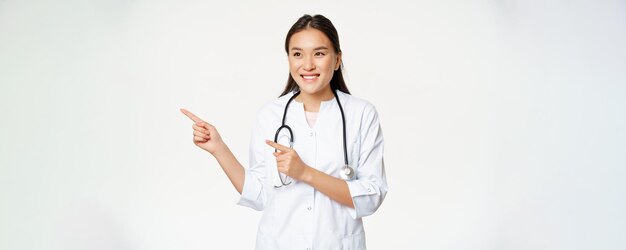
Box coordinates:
[288,59,300,71]
[288,61,300,80]
[322,58,336,72]
[333,58,339,70]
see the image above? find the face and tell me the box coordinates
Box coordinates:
[288,28,341,97]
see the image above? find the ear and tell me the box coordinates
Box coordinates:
[335,52,342,71]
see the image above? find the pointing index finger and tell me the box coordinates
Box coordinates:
[265,140,291,152]
[180,108,204,123]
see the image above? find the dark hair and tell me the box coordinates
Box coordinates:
[280,14,350,96]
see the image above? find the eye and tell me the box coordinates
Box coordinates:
[315,52,326,56]
[293,52,301,57]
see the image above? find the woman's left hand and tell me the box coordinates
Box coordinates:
[265,140,310,181]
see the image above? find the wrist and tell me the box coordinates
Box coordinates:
[300,165,315,183]
[210,142,229,157]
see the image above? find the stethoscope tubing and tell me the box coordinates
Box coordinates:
[333,89,349,167]
[273,89,353,188]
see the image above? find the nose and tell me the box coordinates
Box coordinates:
[303,56,315,71]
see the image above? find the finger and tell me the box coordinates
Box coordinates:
[265,140,291,152]
[194,135,208,142]
[194,130,210,139]
[273,151,286,157]
[192,124,210,134]
[180,108,204,123]
[277,166,288,174]
[197,121,214,129]
[276,154,291,163]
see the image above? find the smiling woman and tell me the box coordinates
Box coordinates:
[282,14,349,105]
[181,14,388,249]
[287,26,343,112]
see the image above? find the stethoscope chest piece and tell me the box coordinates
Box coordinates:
[339,165,355,180]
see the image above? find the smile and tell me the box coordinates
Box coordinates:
[301,74,320,81]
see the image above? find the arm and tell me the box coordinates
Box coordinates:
[211,144,245,194]
[265,140,354,208]
[344,104,388,219]
[301,166,355,208]
[180,108,245,194]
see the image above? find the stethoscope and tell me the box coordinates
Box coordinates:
[273,89,355,188]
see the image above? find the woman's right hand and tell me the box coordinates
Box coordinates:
[180,108,225,155]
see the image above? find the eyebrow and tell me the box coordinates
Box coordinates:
[290,46,329,51]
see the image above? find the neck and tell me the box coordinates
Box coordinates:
[296,88,335,112]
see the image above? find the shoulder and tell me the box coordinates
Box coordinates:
[253,91,296,124]
[337,90,379,116]
[259,91,295,112]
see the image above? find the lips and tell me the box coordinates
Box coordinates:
[301,74,320,81]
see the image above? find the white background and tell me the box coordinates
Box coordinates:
[1,0,625,249]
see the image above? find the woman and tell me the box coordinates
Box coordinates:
[181,14,388,249]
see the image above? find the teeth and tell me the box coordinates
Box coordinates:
[303,75,318,80]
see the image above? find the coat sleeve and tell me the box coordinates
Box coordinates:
[346,104,388,219]
[236,113,270,211]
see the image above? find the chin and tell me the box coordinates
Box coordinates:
[297,84,324,94]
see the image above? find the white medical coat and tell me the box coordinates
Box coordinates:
[237,90,388,250]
